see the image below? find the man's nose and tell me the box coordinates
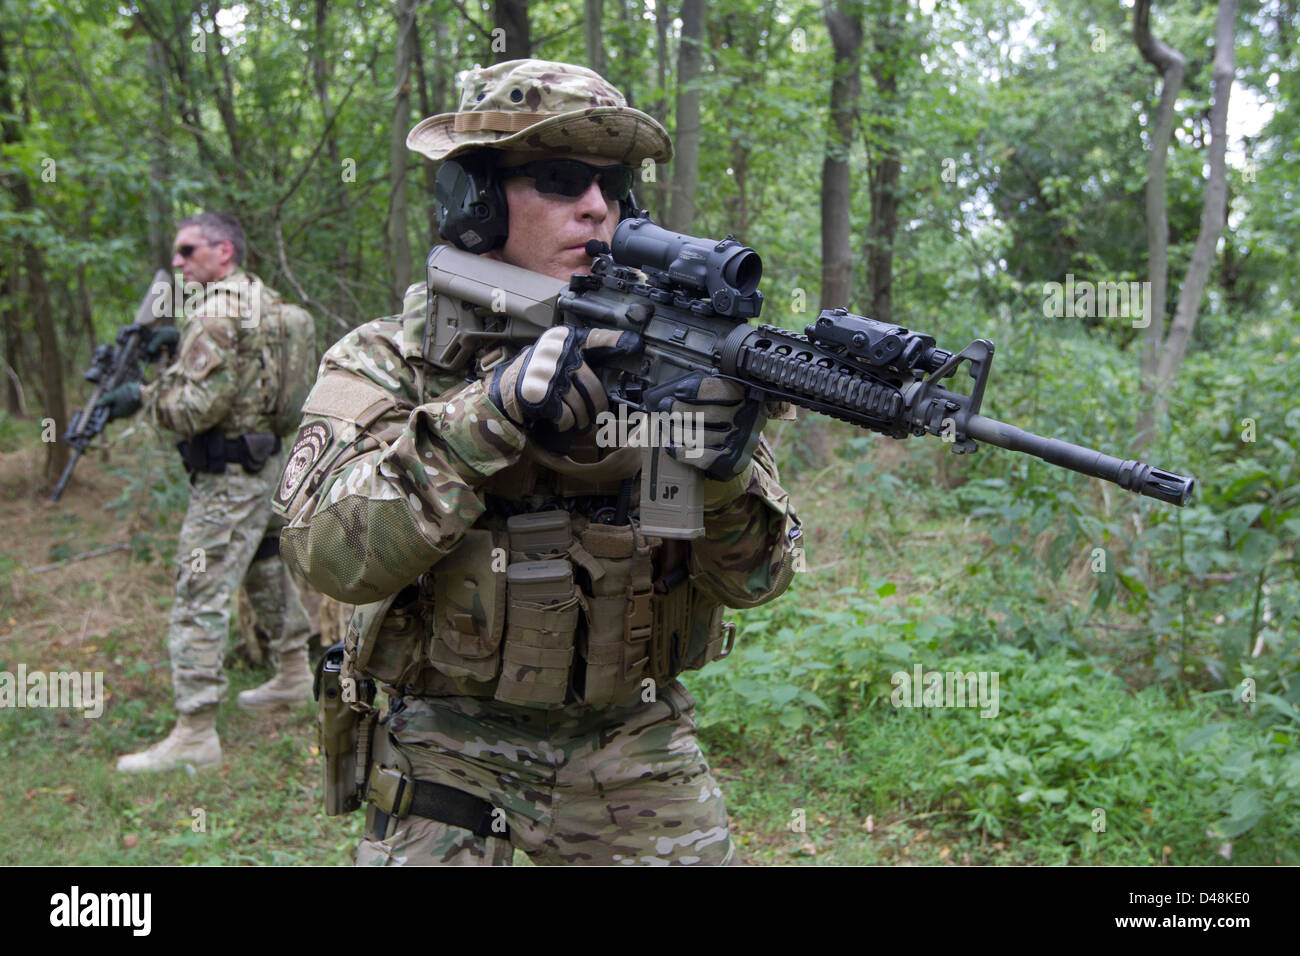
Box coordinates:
[171,251,186,269]
[574,180,610,221]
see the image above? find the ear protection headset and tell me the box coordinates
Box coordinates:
[434,151,647,254]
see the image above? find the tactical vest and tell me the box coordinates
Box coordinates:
[343,430,736,710]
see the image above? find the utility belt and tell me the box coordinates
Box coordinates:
[315,647,508,838]
[176,429,282,477]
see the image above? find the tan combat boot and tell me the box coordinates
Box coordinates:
[116,708,222,773]
[236,648,313,711]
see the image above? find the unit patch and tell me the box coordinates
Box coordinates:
[276,420,332,508]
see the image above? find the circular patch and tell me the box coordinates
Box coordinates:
[185,339,214,377]
[275,421,331,508]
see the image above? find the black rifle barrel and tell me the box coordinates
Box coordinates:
[50,448,84,502]
[966,414,1194,506]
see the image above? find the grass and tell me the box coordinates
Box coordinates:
[1,412,1295,865]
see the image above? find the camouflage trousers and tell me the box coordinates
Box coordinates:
[168,446,312,713]
[357,681,736,866]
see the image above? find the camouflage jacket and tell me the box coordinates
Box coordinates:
[273,285,801,691]
[142,268,284,438]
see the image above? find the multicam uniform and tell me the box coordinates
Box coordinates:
[142,268,313,714]
[275,285,801,865]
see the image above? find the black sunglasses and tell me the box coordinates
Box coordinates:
[175,241,218,259]
[496,159,635,202]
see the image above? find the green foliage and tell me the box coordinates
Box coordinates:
[1,0,1296,866]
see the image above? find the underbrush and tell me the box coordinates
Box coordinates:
[695,581,1300,865]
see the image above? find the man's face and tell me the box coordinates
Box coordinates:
[171,225,235,285]
[493,151,621,280]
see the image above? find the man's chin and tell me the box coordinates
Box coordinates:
[559,251,594,276]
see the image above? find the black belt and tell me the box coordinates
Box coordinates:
[177,430,282,476]
[367,772,510,842]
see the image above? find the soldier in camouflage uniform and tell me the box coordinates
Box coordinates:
[99,212,315,773]
[276,61,801,864]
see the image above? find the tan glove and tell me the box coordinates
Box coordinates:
[643,373,765,480]
[487,326,643,451]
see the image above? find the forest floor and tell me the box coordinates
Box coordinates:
[0,429,980,866]
[0,421,1289,866]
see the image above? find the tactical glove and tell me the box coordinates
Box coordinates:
[96,382,142,421]
[643,373,765,481]
[487,326,642,452]
[145,326,180,361]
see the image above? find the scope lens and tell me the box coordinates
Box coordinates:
[725,251,762,296]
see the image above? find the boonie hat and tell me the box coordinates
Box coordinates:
[406,59,672,166]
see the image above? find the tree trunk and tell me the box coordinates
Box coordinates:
[820,0,863,311]
[312,0,356,293]
[1133,0,1236,450]
[864,0,904,324]
[412,12,440,250]
[667,0,704,234]
[1132,0,1185,446]
[493,0,531,62]
[145,38,174,270]
[0,29,66,480]
[615,0,638,105]
[2,263,22,415]
[585,0,606,77]
[388,0,418,310]
[651,0,671,219]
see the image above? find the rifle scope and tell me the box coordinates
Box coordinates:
[611,218,763,319]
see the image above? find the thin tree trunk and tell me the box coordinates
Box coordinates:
[145,39,174,270]
[616,0,638,105]
[1133,0,1236,450]
[312,0,351,254]
[864,0,904,324]
[668,0,703,234]
[1133,0,1185,447]
[2,263,22,415]
[493,0,531,62]
[651,0,671,219]
[0,29,66,479]
[585,0,606,77]
[412,13,440,250]
[820,0,863,310]
[388,0,417,309]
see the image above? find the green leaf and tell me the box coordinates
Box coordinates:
[1179,724,1227,753]
[881,642,913,662]
[778,708,807,731]
[1257,693,1300,721]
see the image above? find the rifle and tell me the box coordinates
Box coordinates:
[51,269,173,501]
[422,219,1195,539]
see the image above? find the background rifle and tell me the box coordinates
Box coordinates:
[423,221,1195,539]
[50,269,173,501]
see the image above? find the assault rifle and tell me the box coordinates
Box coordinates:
[422,219,1195,539]
[51,269,173,501]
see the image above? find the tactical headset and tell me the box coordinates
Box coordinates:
[434,151,646,254]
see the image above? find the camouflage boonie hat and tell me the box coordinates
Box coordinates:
[407,59,672,165]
